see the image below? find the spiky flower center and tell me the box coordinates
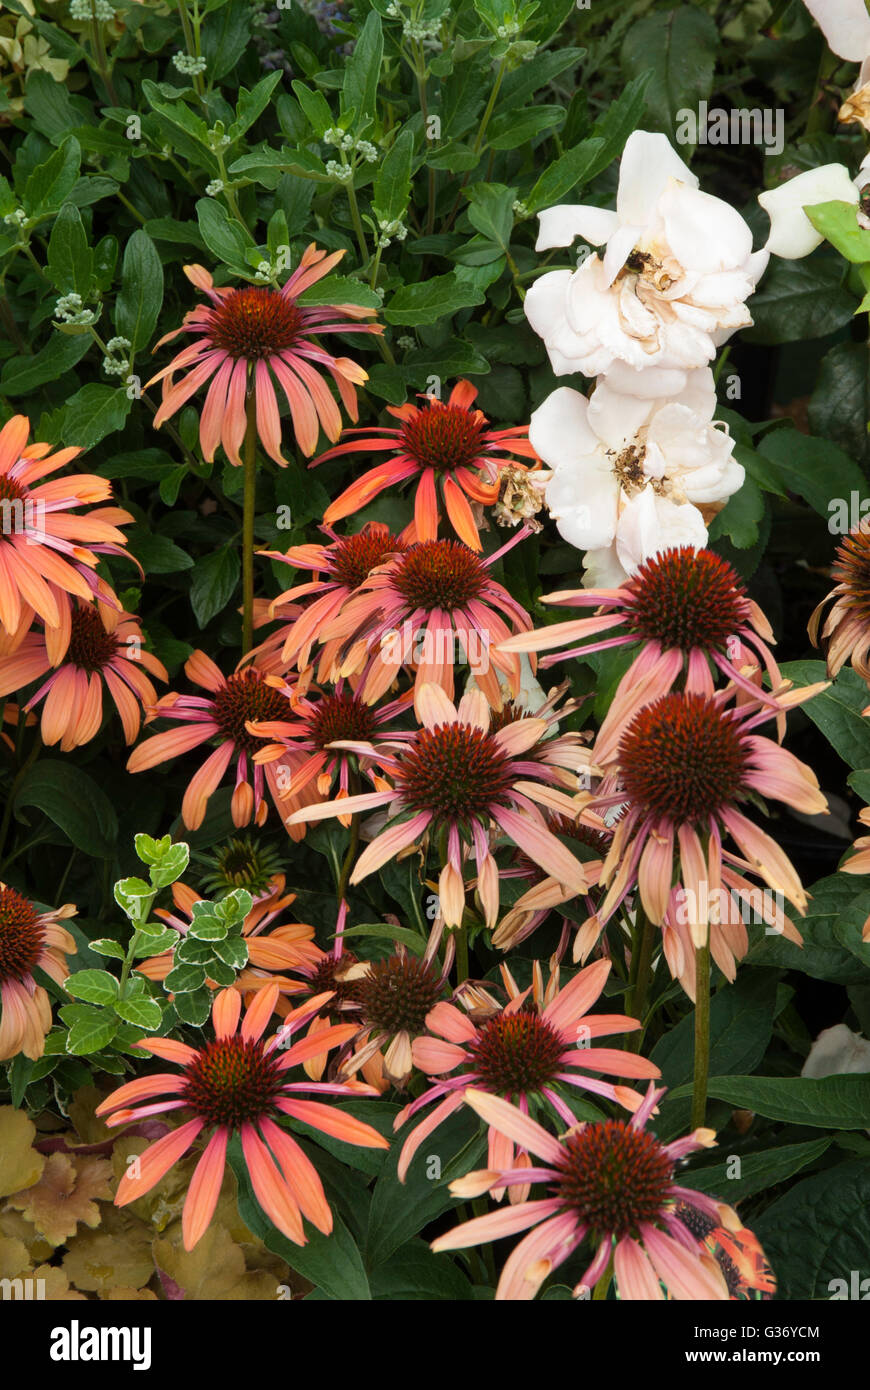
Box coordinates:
[399,400,486,473]
[556,1120,674,1237]
[306,951,359,1018]
[207,287,303,359]
[66,606,119,674]
[832,526,870,620]
[0,472,28,526]
[625,547,749,652]
[619,692,748,825]
[181,1034,284,1129]
[308,692,379,751]
[469,1010,564,1094]
[392,540,487,611]
[397,723,513,823]
[201,837,283,895]
[212,669,292,755]
[0,887,44,983]
[331,528,404,589]
[355,954,440,1035]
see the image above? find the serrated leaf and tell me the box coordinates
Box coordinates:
[66,1009,118,1055]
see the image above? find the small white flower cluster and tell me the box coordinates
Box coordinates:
[204,179,224,196]
[325,160,353,183]
[172,52,207,76]
[403,18,442,41]
[495,20,520,37]
[323,128,379,163]
[3,208,27,229]
[70,0,115,20]
[103,336,132,376]
[376,216,408,248]
[54,293,98,327]
[512,199,530,219]
[384,2,402,15]
[254,260,274,283]
[525,130,768,586]
[396,335,415,351]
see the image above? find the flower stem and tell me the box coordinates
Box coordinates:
[691,935,711,1129]
[454,920,469,984]
[241,390,258,655]
[336,812,361,909]
[628,907,656,1048]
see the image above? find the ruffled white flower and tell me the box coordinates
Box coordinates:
[757,163,860,258]
[524,131,768,390]
[530,367,743,584]
[801,1023,870,1078]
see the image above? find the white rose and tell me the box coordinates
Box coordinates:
[802,0,870,61]
[530,368,743,576]
[758,163,860,258]
[525,130,768,387]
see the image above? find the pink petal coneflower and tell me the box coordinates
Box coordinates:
[96,983,388,1251]
[0,884,76,1061]
[148,249,381,465]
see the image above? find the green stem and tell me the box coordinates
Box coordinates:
[89,13,119,106]
[592,1252,613,1300]
[336,813,361,908]
[628,908,657,1049]
[241,389,258,655]
[345,178,370,266]
[454,920,469,984]
[691,935,711,1129]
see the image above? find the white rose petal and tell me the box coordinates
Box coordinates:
[758,163,860,259]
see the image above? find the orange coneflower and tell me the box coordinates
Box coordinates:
[253,522,410,677]
[148,249,381,465]
[397,958,658,1197]
[0,884,76,1061]
[0,601,167,749]
[0,414,133,646]
[316,534,534,707]
[96,984,388,1251]
[337,947,451,1090]
[287,682,590,929]
[311,380,537,550]
[126,651,295,830]
[430,1086,734,1301]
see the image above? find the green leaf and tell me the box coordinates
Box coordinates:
[525,136,606,214]
[14,761,118,858]
[66,1008,118,1055]
[291,81,334,138]
[60,384,133,450]
[368,1241,475,1300]
[804,200,870,263]
[173,986,213,1026]
[47,202,93,295]
[147,842,190,889]
[163,962,207,993]
[707,476,764,549]
[373,126,415,223]
[384,272,485,325]
[668,1073,870,1129]
[488,105,564,150]
[64,969,120,1006]
[682,1136,832,1203]
[0,334,90,396]
[808,341,870,467]
[201,0,251,81]
[190,545,240,627]
[115,229,164,353]
[747,872,870,984]
[779,662,870,770]
[621,5,718,135]
[89,939,126,960]
[465,183,516,251]
[196,197,254,273]
[211,935,248,970]
[757,428,867,521]
[113,997,163,1030]
[341,10,382,127]
[338,923,427,955]
[23,137,81,216]
[746,256,856,345]
[229,71,283,141]
[131,929,179,957]
[753,1160,870,1298]
[126,527,193,574]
